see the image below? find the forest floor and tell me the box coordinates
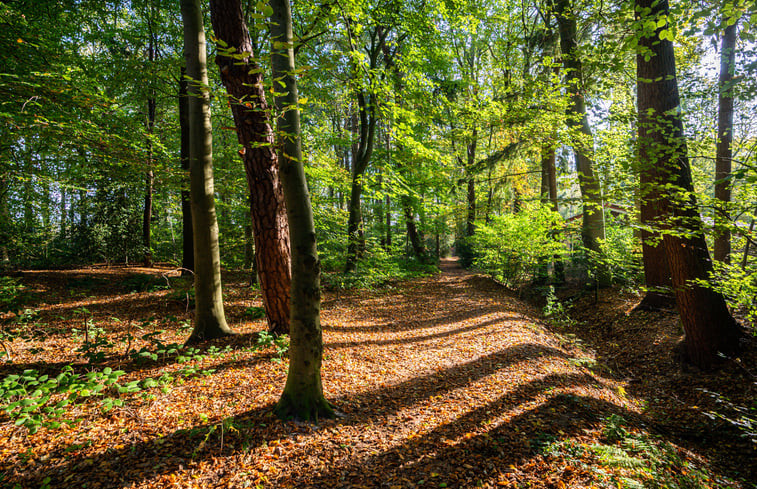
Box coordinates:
[1,259,755,488]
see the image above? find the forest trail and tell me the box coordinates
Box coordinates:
[2,261,747,488]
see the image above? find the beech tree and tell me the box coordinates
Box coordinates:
[182,0,231,342]
[269,0,334,420]
[553,0,608,284]
[635,0,741,367]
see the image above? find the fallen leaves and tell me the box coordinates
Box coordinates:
[0,261,752,488]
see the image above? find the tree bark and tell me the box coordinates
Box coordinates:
[209,0,292,335]
[714,7,738,263]
[269,0,333,421]
[182,0,231,342]
[344,88,377,271]
[553,0,607,282]
[179,67,194,274]
[143,22,157,268]
[636,0,740,368]
[402,195,426,259]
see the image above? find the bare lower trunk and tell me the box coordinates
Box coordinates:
[714,9,738,263]
[209,0,291,335]
[182,0,231,342]
[269,0,333,421]
[179,68,194,274]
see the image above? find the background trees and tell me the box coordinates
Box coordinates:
[1,0,756,366]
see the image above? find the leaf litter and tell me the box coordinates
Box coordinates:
[0,259,753,488]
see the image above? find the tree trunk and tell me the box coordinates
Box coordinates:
[385,193,391,248]
[402,196,426,259]
[636,0,740,368]
[465,130,477,237]
[269,0,333,421]
[554,0,607,282]
[539,143,564,283]
[714,7,738,263]
[209,0,291,335]
[143,17,157,267]
[344,89,377,272]
[182,0,231,342]
[179,67,194,274]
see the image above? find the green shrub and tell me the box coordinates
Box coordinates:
[469,204,566,287]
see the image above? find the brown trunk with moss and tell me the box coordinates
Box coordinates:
[636,0,740,368]
[182,0,231,342]
[209,0,291,335]
[269,0,333,421]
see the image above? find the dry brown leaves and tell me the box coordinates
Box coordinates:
[0,260,751,488]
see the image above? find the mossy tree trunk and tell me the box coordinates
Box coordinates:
[269,0,333,421]
[181,0,231,342]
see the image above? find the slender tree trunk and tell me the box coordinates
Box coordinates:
[714,8,738,263]
[402,196,426,259]
[0,175,10,263]
[182,0,231,342]
[636,0,740,368]
[179,67,194,274]
[209,0,291,335]
[143,18,157,267]
[385,194,391,247]
[554,0,607,283]
[59,187,66,236]
[538,143,564,283]
[465,131,477,237]
[344,90,376,272]
[269,0,333,421]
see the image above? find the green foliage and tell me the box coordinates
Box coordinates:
[542,415,732,488]
[542,286,576,329]
[322,242,437,291]
[469,205,566,287]
[595,220,644,287]
[253,331,289,362]
[243,306,266,320]
[0,366,125,434]
[706,261,757,327]
[0,277,26,315]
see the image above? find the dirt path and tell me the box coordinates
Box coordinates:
[1,260,741,488]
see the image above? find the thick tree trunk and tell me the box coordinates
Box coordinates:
[209,0,291,335]
[554,0,606,282]
[181,0,231,342]
[714,9,738,263]
[179,68,194,274]
[636,0,740,368]
[269,0,333,421]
